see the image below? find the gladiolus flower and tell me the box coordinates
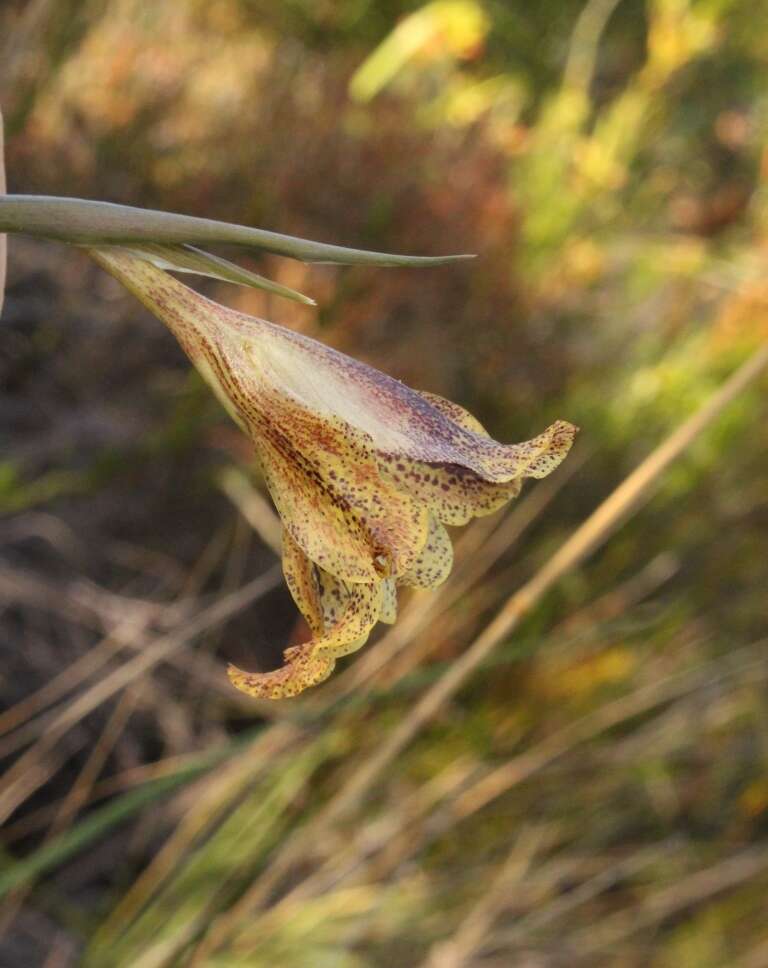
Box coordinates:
[87,247,576,699]
[0,118,575,699]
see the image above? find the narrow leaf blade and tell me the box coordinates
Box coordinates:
[108,242,316,305]
[0,195,476,266]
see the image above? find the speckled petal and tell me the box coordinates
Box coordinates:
[386,391,521,524]
[89,250,576,483]
[255,402,430,581]
[89,248,573,509]
[415,390,490,437]
[281,530,324,635]
[228,651,335,700]
[143,247,432,581]
[496,420,578,481]
[256,429,380,582]
[379,579,398,624]
[310,580,382,656]
[284,529,382,635]
[377,455,520,526]
[315,567,349,629]
[377,417,574,526]
[228,577,382,699]
[399,515,454,589]
[223,309,575,483]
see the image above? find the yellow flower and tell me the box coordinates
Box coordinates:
[89,246,577,699]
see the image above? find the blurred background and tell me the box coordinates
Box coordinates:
[1,1,768,965]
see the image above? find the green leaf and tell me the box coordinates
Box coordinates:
[107,242,316,305]
[0,195,476,266]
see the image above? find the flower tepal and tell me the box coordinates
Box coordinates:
[89,247,577,699]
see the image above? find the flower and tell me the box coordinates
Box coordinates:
[89,246,577,699]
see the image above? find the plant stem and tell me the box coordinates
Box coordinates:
[0,194,474,266]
